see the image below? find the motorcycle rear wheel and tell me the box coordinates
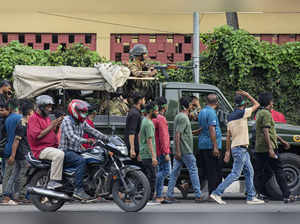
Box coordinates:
[29,170,65,212]
[112,170,150,212]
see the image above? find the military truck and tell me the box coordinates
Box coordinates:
[13,65,300,199]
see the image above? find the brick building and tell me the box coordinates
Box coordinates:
[0,0,300,63]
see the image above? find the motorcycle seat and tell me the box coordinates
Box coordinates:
[25,152,51,168]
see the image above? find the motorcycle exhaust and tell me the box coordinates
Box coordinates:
[27,187,72,201]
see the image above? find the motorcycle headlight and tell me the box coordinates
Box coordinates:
[116,146,128,156]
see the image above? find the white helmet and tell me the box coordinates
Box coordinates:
[36,95,54,107]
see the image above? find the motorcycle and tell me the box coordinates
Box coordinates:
[25,136,150,212]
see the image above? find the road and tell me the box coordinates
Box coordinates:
[0,200,300,224]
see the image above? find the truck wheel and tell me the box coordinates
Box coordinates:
[266,153,300,200]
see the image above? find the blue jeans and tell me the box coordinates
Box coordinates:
[63,151,86,190]
[155,155,171,198]
[167,154,202,198]
[212,147,256,201]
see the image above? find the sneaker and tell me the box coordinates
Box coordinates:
[210,194,226,205]
[161,197,178,204]
[246,197,265,205]
[195,195,207,203]
[47,180,63,190]
[284,195,296,204]
[1,197,18,206]
[73,188,92,201]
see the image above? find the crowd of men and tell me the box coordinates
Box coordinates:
[125,90,296,205]
[0,43,296,207]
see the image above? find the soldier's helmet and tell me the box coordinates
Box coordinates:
[129,44,148,57]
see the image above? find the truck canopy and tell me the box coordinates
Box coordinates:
[13,64,131,99]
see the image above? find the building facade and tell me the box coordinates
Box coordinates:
[0,9,299,63]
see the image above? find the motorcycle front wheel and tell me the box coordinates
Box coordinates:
[29,170,65,212]
[112,170,150,212]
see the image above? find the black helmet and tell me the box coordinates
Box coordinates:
[129,44,148,57]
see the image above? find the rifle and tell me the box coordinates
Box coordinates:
[153,64,193,80]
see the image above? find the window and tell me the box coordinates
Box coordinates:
[123,43,130,53]
[184,53,191,61]
[19,34,25,43]
[175,43,182,54]
[35,34,41,43]
[85,34,91,44]
[61,43,67,51]
[52,34,58,43]
[115,52,122,62]
[184,35,192,44]
[167,35,174,43]
[2,33,8,43]
[28,43,34,48]
[167,53,174,63]
[115,35,122,44]
[43,43,50,50]
[149,35,156,43]
[69,34,74,43]
[131,35,139,43]
[150,56,157,60]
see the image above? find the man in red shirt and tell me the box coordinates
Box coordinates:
[82,105,97,149]
[27,95,65,190]
[271,110,287,123]
[152,97,171,202]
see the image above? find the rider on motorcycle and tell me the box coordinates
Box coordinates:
[59,99,109,200]
[27,95,65,190]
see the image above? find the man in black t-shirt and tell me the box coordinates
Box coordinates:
[7,100,34,203]
[125,93,145,161]
[0,80,12,143]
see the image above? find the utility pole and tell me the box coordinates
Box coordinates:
[193,12,200,84]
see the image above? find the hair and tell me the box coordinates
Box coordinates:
[192,96,199,101]
[207,94,218,105]
[259,92,273,108]
[19,99,34,116]
[0,80,11,88]
[132,92,144,105]
[155,96,168,111]
[144,102,155,114]
[179,96,191,111]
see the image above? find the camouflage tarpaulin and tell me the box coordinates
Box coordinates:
[13,64,130,99]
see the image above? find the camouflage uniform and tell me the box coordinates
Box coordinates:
[100,98,129,116]
[127,61,154,78]
[190,107,202,121]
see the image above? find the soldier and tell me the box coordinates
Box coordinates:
[127,44,157,78]
[190,96,202,121]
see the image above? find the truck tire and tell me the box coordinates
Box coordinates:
[266,153,300,200]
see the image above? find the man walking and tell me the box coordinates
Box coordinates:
[254,92,294,203]
[163,96,203,203]
[210,91,264,205]
[197,94,223,195]
[139,102,158,201]
[152,97,171,202]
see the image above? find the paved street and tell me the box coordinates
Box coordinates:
[0,199,300,224]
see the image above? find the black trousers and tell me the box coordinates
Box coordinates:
[254,152,290,198]
[196,150,223,194]
[142,159,157,200]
